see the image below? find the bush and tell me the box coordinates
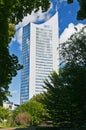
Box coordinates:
[15,112,31,125]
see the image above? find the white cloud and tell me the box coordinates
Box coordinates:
[16,28,22,44]
[21,7,51,27]
[11,0,59,50]
[60,23,85,44]
[15,10,47,49]
[16,1,53,28]
[13,2,53,49]
[21,13,37,27]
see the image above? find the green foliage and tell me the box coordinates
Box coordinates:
[0,106,11,125]
[43,69,86,128]
[43,72,71,127]
[42,27,86,128]
[31,93,46,105]
[31,94,50,124]
[0,0,50,24]
[15,112,31,126]
[13,99,45,126]
[59,27,86,128]
[28,100,45,125]
[59,26,86,66]
[61,64,86,128]
[8,23,15,42]
[0,53,23,106]
[0,0,50,105]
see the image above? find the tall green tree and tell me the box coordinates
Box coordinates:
[43,26,86,128]
[60,26,86,66]
[60,63,86,128]
[43,68,86,128]
[59,26,86,128]
[0,0,50,105]
[43,71,72,127]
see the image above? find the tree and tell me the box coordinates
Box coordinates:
[15,112,31,126]
[43,69,86,128]
[0,106,12,126]
[60,63,86,128]
[13,99,45,126]
[0,0,50,46]
[31,94,50,125]
[42,71,72,127]
[0,53,23,106]
[42,27,86,128]
[31,93,46,105]
[59,26,86,128]
[67,0,86,20]
[59,26,86,66]
[0,0,50,105]
[27,99,45,126]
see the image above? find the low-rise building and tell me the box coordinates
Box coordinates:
[3,101,19,111]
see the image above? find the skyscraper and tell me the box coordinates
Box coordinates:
[20,12,59,104]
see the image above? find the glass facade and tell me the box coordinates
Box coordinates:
[20,13,59,104]
[20,24,30,104]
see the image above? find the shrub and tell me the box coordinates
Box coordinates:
[15,112,31,125]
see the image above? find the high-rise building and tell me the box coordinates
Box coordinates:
[20,12,59,104]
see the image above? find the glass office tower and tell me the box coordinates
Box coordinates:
[20,13,59,104]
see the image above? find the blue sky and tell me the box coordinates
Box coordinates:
[9,0,86,104]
